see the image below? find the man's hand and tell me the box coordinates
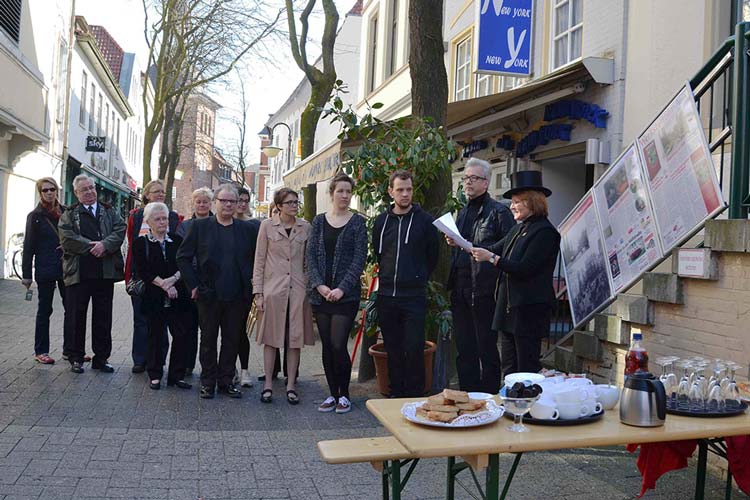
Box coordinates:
[166,286,178,300]
[21,279,32,289]
[445,235,457,247]
[254,293,264,311]
[471,247,494,263]
[327,288,344,302]
[191,287,199,300]
[161,276,177,290]
[317,285,332,298]
[89,241,106,257]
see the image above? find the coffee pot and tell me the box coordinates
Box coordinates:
[619,372,666,427]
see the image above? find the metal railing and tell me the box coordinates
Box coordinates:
[544,23,750,357]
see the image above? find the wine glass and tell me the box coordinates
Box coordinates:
[724,362,742,409]
[500,392,540,433]
[707,384,725,412]
[689,381,705,412]
[665,357,679,398]
[676,361,692,410]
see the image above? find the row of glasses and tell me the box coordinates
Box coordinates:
[655,356,744,413]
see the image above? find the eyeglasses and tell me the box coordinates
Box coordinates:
[238,199,250,204]
[77,185,96,193]
[280,200,299,206]
[216,198,238,205]
[150,189,166,195]
[41,187,57,193]
[462,175,487,184]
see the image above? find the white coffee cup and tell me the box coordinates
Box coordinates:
[530,400,559,420]
[565,377,594,386]
[554,387,591,403]
[557,402,587,420]
[581,398,603,416]
[595,384,619,410]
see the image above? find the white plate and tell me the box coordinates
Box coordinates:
[504,372,545,387]
[468,392,494,400]
[401,400,505,428]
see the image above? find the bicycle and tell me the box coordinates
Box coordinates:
[4,232,24,279]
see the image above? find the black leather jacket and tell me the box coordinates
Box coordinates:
[448,193,515,297]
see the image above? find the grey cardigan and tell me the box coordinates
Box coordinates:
[306,213,368,305]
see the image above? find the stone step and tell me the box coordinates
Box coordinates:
[593,313,630,345]
[643,272,684,304]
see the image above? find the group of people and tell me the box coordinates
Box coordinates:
[21,158,561,411]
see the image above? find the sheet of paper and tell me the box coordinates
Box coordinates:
[433,213,473,251]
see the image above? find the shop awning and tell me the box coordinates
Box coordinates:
[283,140,342,190]
[81,164,134,198]
[447,57,614,141]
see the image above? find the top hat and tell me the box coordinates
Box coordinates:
[503,170,552,199]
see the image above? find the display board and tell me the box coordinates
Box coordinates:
[636,84,725,253]
[591,144,663,294]
[559,192,614,327]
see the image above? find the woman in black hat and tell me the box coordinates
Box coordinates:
[471,170,560,376]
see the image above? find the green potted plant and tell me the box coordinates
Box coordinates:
[325,84,460,395]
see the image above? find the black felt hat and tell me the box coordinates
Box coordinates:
[503,170,552,199]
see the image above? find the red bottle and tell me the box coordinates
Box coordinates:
[625,333,649,376]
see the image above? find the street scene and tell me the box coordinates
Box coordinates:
[1,0,750,499]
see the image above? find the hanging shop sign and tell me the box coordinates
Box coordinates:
[462,140,488,158]
[475,0,533,76]
[86,136,106,152]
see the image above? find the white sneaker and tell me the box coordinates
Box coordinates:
[335,396,352,414]
[240,369,253,388]
[318,396,337,412]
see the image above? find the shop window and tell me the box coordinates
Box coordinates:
[0,0,22,43]
[551,0,583,70]
[454,36,472,101]
[475,74,493,98]
[500,75,528,92]
[385,0,398,78]
[55,40,68,124]
[366,14,379,93]
[79,72,88,127]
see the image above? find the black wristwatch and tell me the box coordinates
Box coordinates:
[489,254,498,266]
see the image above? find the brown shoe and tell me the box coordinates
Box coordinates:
[335,396,352,414]
[318,396,336,412]
[34,354,55,365]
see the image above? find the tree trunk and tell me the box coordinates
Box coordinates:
[409,0,450,282]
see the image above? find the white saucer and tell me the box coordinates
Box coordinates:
[468,392,493,400]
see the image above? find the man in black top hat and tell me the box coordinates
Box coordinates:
[445,158,514,394]
[472,170,560,376]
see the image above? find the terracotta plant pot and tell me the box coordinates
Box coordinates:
[368,341,437,396]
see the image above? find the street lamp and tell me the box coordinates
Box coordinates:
[261,122,292,177]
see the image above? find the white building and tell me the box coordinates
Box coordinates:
[268,0,362,212]
[0,0,74,278]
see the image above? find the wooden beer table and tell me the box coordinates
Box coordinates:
[365,397,750,500]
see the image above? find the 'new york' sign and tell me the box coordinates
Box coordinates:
[475,0,533,76]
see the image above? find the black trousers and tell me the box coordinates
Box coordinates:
[66,280,114,365]
[452,288,501,394]
[197,299,245,388]
[500,331,542,377]
[377,295,426,398]
[35,279,67,356]
[315,301,359,400]
[185,302,199,372]
[147,308,188,382]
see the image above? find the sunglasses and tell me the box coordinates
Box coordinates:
[41,187,57,193]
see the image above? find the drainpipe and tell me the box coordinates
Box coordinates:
[729,21,750,219]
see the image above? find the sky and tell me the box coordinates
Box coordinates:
[75,0,355,166]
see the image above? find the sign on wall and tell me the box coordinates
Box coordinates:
[86,136,106,152]
[475,0,533,76]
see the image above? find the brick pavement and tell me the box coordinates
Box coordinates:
[0,279,737,499]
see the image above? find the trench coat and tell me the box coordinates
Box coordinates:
[252,217,315,349]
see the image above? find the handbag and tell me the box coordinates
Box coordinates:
[126,239,149,297]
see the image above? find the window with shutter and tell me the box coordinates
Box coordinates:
[0,0,22,43]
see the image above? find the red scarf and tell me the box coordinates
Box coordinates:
[41,200,62,221]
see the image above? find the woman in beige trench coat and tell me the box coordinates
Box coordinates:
[253,188,314,405]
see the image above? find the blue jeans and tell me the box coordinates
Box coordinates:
[35,280,67,355]
[131,295,168,366]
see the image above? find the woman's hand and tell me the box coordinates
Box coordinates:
[327,288,344,302]
[254,293,264,312]
[21,279,32,289]
[471,247,495,263]
[166,286,178,300]
[317,285,332,298]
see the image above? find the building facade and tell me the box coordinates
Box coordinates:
[0,0,73,278]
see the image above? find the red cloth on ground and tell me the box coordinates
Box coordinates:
[626,440,698,497]
[726,435,750,495]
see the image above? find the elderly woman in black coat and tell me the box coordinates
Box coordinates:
[306,173,368,414]
[471,171,560,376]
[132,202,191,390]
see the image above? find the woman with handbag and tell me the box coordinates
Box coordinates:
[132,202,191,390]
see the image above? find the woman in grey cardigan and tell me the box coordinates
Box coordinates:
[306,172,368,414]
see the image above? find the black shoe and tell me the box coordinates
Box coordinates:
[62,353,70,361]
[200,386,215,399]
[149,380,161,390]
[132,364,146,374]
[218,384,242,399]
[70,362,84,374]
[167,380,192,389]
[92,362,114,373]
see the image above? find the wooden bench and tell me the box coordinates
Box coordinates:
[317,436,418,500]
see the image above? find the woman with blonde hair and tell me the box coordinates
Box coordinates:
[22,177,68,364]
[125,179,183,373]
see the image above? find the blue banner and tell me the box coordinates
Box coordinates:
[476,0,533,76]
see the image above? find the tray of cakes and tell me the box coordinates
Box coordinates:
[401,389,504,428]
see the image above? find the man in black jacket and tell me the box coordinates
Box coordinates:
[446,158,515,394]
[372,170,439,397]
[176,184,259,399]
